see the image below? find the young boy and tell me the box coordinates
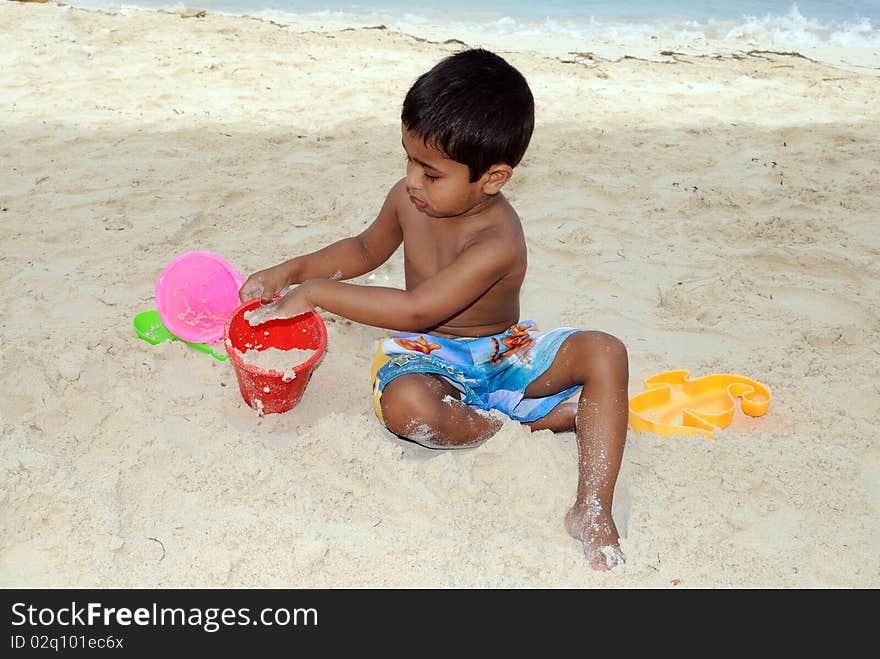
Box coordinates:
[239,49,629,571]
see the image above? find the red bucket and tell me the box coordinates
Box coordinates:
[224,299,327,414]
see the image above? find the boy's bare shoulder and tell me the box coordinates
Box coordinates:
[467,195,526,253]
[450,196,527,290]
[386,177,409,212]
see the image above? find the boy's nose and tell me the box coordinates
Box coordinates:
[405,160,421,191]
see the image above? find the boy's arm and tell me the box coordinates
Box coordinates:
[293,231,520,331]
[240,182,404,302]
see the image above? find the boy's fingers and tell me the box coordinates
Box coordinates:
[240,281,265,302]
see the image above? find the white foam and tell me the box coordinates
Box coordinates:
[58,2,880,72]
[62,1,880,50]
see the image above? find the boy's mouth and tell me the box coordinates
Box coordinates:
[410,195,427,210]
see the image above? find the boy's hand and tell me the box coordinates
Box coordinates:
[244,282,316,325]
[274,283,316,319]
[239,263,293,304]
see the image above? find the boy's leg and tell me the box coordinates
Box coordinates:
[523,330,629,571]
[524,402,576,432]
[380,373,502,449]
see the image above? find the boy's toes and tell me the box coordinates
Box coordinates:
[590,558,611,572]
[587,545,625,572]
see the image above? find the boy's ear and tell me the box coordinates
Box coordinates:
[479,164,513,195]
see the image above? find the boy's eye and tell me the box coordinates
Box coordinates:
[403,154,438,181]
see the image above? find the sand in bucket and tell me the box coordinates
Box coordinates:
[225,298,327,414]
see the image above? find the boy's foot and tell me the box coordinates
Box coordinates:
[565,500,624,572]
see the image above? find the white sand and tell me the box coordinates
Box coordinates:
[233,346,316,381]
[1,3,878,588]
[243,292,300,326]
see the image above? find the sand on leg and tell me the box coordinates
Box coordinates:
[380,373,502,448]
[523,330,629,571]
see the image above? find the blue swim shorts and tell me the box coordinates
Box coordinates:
[371,321,581,424]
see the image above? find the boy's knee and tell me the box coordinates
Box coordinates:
[565,331,628,380]
[380,375,443,438]
[567,330,627,358]
[591,331,628,362]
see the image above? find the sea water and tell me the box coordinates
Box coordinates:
[58,1,880,51]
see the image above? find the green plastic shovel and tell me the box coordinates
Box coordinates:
[133,310,229,361]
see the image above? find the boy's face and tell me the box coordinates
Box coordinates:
[401,127,491,219]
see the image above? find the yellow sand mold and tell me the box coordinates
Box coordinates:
[628,370,771,439]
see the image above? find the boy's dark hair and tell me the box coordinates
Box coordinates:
[402,48,535,182]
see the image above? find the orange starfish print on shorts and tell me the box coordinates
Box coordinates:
[489,323,534,365]
[393,335,442,354]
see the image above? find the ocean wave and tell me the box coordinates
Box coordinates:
[60,1,880,51]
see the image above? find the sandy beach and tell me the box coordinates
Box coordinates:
[1,2,878,588]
